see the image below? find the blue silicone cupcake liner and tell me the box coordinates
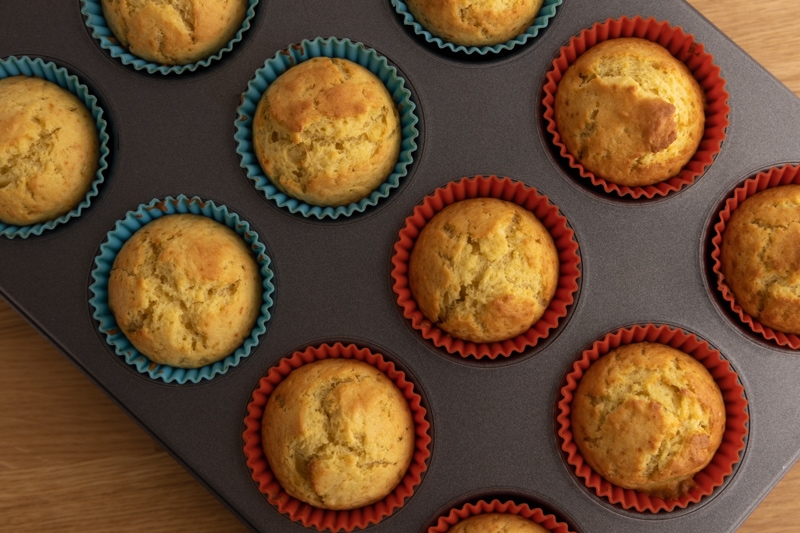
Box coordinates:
[88,195,275,384]
[234,36,419,219]
[0,56,110,239]
[80,0,259,75]
[391,0,562,55]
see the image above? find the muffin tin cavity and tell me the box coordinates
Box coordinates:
[541,16,730,200]
[235,36,419,220]
[556,324,749,513]
[0,56,110,238]
[89,195,274,384]
[80,0,260,74]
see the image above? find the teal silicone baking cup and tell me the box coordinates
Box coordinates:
[0,56,110,239]
[234,36,419,219]
[391,0,562,55]
[80,0,259,75]
[88,195,275,384]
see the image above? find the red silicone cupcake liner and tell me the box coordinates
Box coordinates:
[428,499,574,533]
[556,324,748,512]
[542,16,730,199]
[242,342,432,531]
[391,175,581,359]
[710,164,800,349]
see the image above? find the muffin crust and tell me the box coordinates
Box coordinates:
[409,198,559,343]
[262,358,415,510]
[721,184,800,334]
[101,0,248,65]
[450,513,549,533]
[0,76,98,226]
[571,342,726,499]
[108,214,262,368]
[554,38,705,187]
[405,0,545,47]
[253,57,401,207]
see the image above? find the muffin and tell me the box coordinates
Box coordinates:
[100,0,248,65]
[0,76,99,226]
[449,513,549,533]
[720,184,800,335]
[261,358,415,510]
[570,342,726,499]
[404,0,544,47]
[408,197,559,344]
[107,213,262,368]
[554,37,705,187]
[252,56,401,207]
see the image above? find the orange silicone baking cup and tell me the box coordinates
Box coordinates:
[427,499,574,533]
[556,324,748,512]
[391,175,581,359]
[542,16,730,199]
[242,342,432,532]
[710,164,800,350]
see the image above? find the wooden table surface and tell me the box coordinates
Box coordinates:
[2,1,800,531]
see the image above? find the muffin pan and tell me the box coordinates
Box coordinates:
[1,0,799,531]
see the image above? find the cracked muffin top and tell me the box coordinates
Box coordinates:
[261,358,415,510]
[101,0,248,65]
[720,184,800,335]
[0,76,99,226]
[404,0,545,47]
[252,57,401,207]
[108,213,262,368]
[570,342,726,499]
[554,37,705,187]
[449,513,549,533]
[408,197,559,344]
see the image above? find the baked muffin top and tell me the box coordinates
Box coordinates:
[0,76,98,226]
[721,184,800,334]
[101,0,248,65]
[252,57,401,207]
[108,214,262,368]
[554,37,705,187]
[405,0,544,47]
[409,198,559,343]
[261,358,415,510]
[571,342,726,499]
[449,513,549,533]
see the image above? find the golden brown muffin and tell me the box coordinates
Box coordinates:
[408,198,559,344]
[0,76,98,226]
[108,214,262,368]
[554,37,705,187]
[262,358,415,510]
[405,0,544,47]
[450,513,549,533]
[720,184,800,334]
[101,0,248,65]
[571,342,726,499]
[252,57,401,207]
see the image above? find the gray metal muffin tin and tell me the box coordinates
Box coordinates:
[1,0,799,531]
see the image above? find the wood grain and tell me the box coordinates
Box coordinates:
[2,1,800,531]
